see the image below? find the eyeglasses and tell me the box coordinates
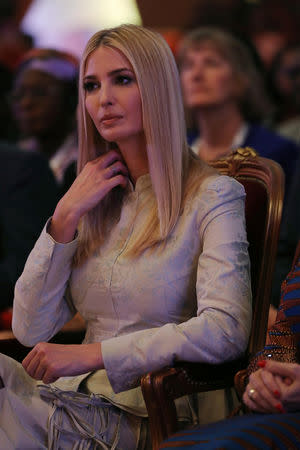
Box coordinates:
[9,85,62,103]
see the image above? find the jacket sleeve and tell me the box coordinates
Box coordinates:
[12,220,78,346]
[101,177,252,393]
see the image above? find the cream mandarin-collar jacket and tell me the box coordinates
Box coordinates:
[13,173,251,416]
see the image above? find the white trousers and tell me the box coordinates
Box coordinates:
[0,354,151,450]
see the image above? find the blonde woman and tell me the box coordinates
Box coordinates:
[0,25,251,449]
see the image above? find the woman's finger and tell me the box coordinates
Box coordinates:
[42,370,59,384]
[89,150,121,167]
[243,387,270,413]
[260,369,282,403]
[31,360,48,381]
[264,360,298,379]
[246,384,273,412]
[246,371,283,412]
[104,161,128,180]
[105,174,128,190]
[22,348,38,371]
[23,357,41,378]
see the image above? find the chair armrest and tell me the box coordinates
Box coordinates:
[234,369,248,400]
[141,366,179,447]
[141,357,247,449]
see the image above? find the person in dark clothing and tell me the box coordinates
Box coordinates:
[0,142,59,310]
[10,48,79,196]
[271,155,300,306]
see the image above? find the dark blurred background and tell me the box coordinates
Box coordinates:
[1,0,300,65]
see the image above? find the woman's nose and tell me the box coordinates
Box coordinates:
[99,84,113,106]
[190,64,204,81]
[182,64,203,83]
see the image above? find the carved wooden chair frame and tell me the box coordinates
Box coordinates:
[141,147,285,449]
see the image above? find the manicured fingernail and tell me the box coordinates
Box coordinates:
[258,360,266,368]
[275,403,284,413]
[273,390,280,398]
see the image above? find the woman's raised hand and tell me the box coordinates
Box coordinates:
[49,150,128,243]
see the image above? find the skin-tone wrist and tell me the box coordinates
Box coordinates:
[82,342,104,371]
[48,201,81,243]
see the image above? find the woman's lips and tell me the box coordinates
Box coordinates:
[100,115,122,126]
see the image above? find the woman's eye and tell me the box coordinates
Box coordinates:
[83,81,99,92]
[181,60,194,71]
[115,75,133,85]
[205,58,222,67]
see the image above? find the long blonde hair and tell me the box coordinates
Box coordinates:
[74,24,208,266]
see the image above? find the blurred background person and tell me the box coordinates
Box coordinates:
[178,27,300,197]
[270,154,300,311]
[251,30,289,72]
[0,63,18,142]
[9,48,79,196]
[269,43,300,144]
[259,42,300,309]
[0,142,59,319]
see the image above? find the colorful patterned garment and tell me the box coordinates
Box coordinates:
[160,241,300,449]
[159,413,300,449]
[248,242,300,373]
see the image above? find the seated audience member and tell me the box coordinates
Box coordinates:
[10,48,79,196]
[271,155,300,308]
[0,63,18,141]
[251,30,289,71]
[0,25,251,449]
[269,43,300,144]
[0,142,59,311]
[0,22,34,71]
[160,240,300,449]
[178,27,300,195]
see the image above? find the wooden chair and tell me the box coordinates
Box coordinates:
[141,147,285,449]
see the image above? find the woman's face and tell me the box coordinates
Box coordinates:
[275,49,300,102]
[83,45,144,148]
[11,69,67,137]
[180,44,239,110]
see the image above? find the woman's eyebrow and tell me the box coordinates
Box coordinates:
[83,75,96,81]
[108,68,133,76]
[84,68,133,80]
